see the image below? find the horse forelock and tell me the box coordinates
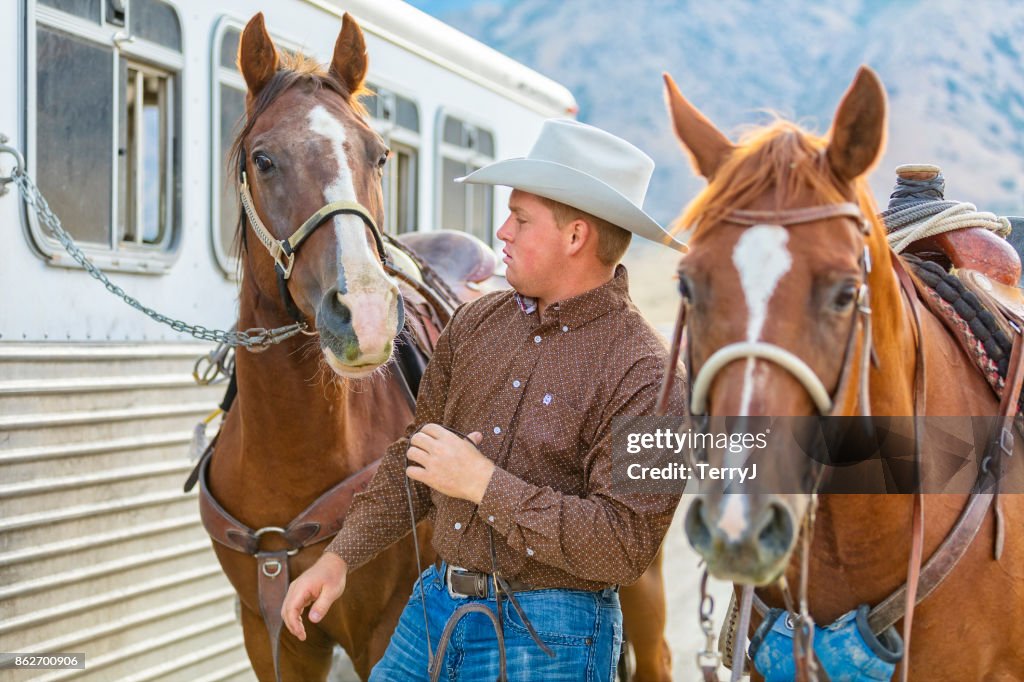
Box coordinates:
[675,120,880,242]
[228,52,371,263]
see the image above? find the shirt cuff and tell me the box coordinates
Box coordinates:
[477,466,529,537]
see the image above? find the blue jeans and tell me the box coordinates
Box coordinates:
[370,563,623,681]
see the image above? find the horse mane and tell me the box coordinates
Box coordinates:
[676,120,881,241]
[228,51,370,261]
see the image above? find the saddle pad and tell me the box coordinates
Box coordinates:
[905,257,1024,414]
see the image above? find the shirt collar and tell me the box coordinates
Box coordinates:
[513,264,631,330]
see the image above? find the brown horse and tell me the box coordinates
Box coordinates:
[208,13,428,681]
[663,66,1024,679]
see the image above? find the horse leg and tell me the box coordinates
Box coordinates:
[238,598,334,682]
[620,548,672,682]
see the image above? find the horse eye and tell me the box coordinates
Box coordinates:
[832,283,858,310]
[253,152,274,173]
[377,150,390,169]
[678,274,693,302]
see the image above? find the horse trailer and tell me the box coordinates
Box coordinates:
[0,1,575,680]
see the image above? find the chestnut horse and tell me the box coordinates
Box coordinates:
[663,67,1024,679]
[208,13,426,681]
[206,12,673,682]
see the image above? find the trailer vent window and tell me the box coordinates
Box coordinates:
[30,0,182,272]
[439,115,495,246]
[39,0,101,23]
[120,64,173,246]
[365,82,420,236]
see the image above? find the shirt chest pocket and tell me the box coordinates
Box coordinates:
[510,397,590,479]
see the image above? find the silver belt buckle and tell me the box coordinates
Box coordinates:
[445,564,469,599]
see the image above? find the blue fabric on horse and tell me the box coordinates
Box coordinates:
[748,605,903,682]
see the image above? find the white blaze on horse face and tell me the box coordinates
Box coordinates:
[718,495,748,543]
[732,225,792,416]
[307,105,397,361]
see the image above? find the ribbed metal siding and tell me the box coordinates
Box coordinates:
[0,343,255,682]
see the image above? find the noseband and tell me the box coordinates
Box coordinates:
[659,201,874,419]
[237,151,390,325]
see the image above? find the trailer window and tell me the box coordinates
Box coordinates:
[365,82,420,236]
[39,0,101,23]
[30,0,182,272]
[438,114,495,245]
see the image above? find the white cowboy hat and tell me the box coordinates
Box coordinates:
[456,119,686,252]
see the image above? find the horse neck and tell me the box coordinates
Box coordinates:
[797,493,916,623]
[228,273,403,499]
[866,242,919,415]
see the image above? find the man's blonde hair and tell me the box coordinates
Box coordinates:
[539,197,632,266]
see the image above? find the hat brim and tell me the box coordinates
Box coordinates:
[456,158,687,252]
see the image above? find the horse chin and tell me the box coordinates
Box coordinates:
[703,552,791,587]
[321,344,392,379]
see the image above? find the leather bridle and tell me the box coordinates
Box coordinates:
[676,201,874,420]
[237,151,391,325]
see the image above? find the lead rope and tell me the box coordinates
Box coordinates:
[881,170,1011,254]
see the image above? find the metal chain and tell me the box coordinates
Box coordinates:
[696,568,722,674]
[6,165,309,351]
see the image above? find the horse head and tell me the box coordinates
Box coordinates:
[664,67,916,584]
[233,12,401,378]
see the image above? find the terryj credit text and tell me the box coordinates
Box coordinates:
[611,419,770,492]
[624,428,764,482]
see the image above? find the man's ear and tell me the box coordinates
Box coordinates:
[565,218,591,257]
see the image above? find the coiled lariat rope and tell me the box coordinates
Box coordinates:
[882,171,1011,254]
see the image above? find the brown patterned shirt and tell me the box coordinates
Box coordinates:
[326,266,685,590]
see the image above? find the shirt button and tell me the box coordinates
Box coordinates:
[454,522,462,530]
[512,379,521,388]
[488,515,495,523]
[562,325,569,332]
[493,426,502,435]
[533,335,542,343]
[526,548,535,557]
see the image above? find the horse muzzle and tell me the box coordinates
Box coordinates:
[685,496,796,585]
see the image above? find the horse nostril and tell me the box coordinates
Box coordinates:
[333,295,352,325]
[319,288,352,330]
[685,498,712,551]
[756,501,794,554]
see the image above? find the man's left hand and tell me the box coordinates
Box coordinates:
[406,424,494,504]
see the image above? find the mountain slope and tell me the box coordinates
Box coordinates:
[430,0,1024,222]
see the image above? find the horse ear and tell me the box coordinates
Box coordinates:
[238,13,279,98]
[826,66,887,183]
[663,73,734,180]
[330,13,369,98]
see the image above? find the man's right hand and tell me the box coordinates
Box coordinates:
[281,553,348,641]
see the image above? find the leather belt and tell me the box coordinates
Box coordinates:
[437,559,537,598]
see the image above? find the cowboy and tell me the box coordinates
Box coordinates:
[282,118,687,680]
